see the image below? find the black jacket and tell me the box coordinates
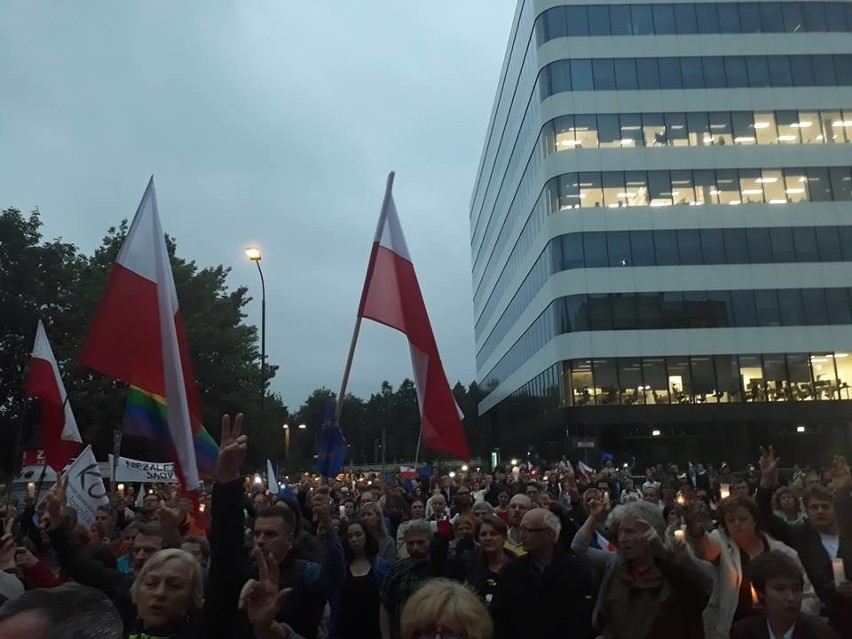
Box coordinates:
[490,550,595,639]
[731,613,840,639]
[49,479,245,638]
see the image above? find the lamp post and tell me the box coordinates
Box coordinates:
[283,424,290,468]
[245,247,266,419]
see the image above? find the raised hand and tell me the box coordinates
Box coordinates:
[830,456,852,494]
[216,413,247,484]
[587,496,608,522]
[239,547,293,630]
[636,518,663,554]
[0,533,16,571]
[45,476,68,527]
[14,546,38,570]
[758,445,780,486]
[311,490,332,531]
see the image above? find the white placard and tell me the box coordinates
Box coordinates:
[109,454,178,483]
[66,446,109,527]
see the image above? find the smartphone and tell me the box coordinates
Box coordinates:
[338,505,346,519]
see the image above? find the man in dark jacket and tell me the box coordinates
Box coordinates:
[757,448,852,634]
[490,508,595,639]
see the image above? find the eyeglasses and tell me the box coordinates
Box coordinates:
[519,526,550,534]
[414,629,466,639]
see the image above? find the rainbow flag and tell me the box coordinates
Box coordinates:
[124,386,218,480]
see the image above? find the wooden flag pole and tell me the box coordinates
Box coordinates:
[335,171,396,423]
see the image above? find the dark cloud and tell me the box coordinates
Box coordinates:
[0,1,515,408]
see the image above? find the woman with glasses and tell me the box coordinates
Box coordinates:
[400,578,492,639]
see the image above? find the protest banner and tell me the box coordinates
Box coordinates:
[108,454,178,483]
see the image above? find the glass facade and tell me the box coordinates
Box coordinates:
[481,287,852,387]
[541,55,852,98]
[536,3,852,45]
[545,110,852,151]
[476,225,852,360]
[563,353,852,406]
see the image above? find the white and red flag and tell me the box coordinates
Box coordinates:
[80,177,204,489]
[25,320,82,471]
[357,173,470,460]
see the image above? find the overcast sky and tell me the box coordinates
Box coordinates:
[0,2,516,410]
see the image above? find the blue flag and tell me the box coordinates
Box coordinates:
[316,397,347,477]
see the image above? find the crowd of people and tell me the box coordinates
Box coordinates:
[0,416,850,639]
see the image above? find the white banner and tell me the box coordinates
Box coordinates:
[109,454,178,483]
[66,446,109,528]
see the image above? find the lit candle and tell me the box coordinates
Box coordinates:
[26,482,35,497]
[750,583,760,604]
[833,558,846,586]
[117,483,125,495]
[674,529,685,542]
[676,493,686,506]
[719,483,730,499]
[199,503,206,513]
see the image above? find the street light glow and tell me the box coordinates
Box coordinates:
[298,424,307,429]
[282,424,289,430]
[245,246,262,261]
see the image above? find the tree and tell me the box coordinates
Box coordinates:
[0,209,287,473]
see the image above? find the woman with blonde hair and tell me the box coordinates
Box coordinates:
[400,578,493,639]
[359,501,397,563]
[771,485,805,524]
[130,548,204,636]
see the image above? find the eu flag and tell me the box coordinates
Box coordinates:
[316,398,347,477]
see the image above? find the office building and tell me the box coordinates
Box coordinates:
[470,1,852,464]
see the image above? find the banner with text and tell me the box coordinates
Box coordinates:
[66,445,110,527]
[109,454,178,483]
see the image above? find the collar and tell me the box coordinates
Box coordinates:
[766,619,795,639]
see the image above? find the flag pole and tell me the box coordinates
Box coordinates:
[413,424,424,468]
[335,171,396,423]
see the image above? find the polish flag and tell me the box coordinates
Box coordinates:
[25,320,83,471]
[357,173,470,460]
[80,177,203,488]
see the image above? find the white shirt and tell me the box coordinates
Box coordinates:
[766,620,794,639]
[820,532,840,559]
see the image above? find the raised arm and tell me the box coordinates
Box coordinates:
[570,496,614,572]
[683,500,722,564]
[756,445,793,544]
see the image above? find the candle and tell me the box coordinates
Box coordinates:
[676,493,686,506]
[833,558,846,586]
[719,483,730,499]
[674,529,685,542]
[750,584,760,604]
[117,483,125,494]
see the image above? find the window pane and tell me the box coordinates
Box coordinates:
[696,4,720,34]
[776,110,801,143]
[716,168,741,204]
[802,289,829,325]
[630,230,655,266]
[677,229,702,265]
[794,226,819,261]
[725,56,749,88]
[755,290,781,326]
[783,2,806,32]
[787,354,812,401]
[570,360,594,405]
[700,228,725,263]
[558,173,581,210]
[543,7,567,42]
[708,111,733,145]
[739,3,763,33]
[747,56,771,87]
[703,57,726,88]
[654,228,679,264]
[574,114,598,149]
[769,56,793,87]
[804,3,828,32]
[612,295,638,331]
[706,289,733,326]
[807,167,833,202]
[588,295,614,330]
[740,169,765,203]
[763,355,787,400]
[587,6,611,36]
[624,171,649,206]
[636,58,660,89]
[642,113,666,146]
[637,293,661,329]
[618,358,643,405]
[561,234,584,270]
[566,295,589,332]
[665,112,689,146]
[674,3,698,34]
[731,289,757,325]
[778,289,805,326]
[769,227,795,262]
[753,111,777,144]
[653,4,677,34]
[715,355,741,402]
[570,59,594,91]
[740,355,765,402]
[579,172,604,208]
[643,358,669,404]
[658,58,683,89]
[717,4,741,33]
[732,111,757,144]
[648,171,673,206]
[760,3,784,32]
[688,112,711,146]
[825,4,847,33]
[565,6,589,37]
[746,227,772,262]
[691,356,716,402]
[797,111,821,143]
[619,113,643,148]
[789,55,815,87]
[834,55,852,85]
[667,357,692,403]
[680,57,704,89]
[614,58,638,90]
[784,167,809,202]
[593,359,619,405]
[609,5,632,35]
[670,169,697,204]
[598,114,621,148]
[762,169,787,203]
[553,115,577,152]
[830,167,852,200]
[602,171,626,207]
[695,168,719,204]
[592,58,616,90]
[548,60,571,95]
[826,288,852,324]
[813,56,838,88]
[724,228,749,263]
[631,5,654,35]
[841,227,852,261]
[816,225,843,261]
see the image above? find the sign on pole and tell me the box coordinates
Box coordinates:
[109,455,178,483]
[65,445,109,528]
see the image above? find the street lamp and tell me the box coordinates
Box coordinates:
[298,423,306,430]
[283,424,290,468]
[245,247,266,419]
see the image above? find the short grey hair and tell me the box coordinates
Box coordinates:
[541,510,562,538]
[471,501,493,513]
[607,500,666,539]
[404,519,434,539]
[0,583,123,638]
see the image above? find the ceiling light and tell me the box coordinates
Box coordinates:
[652,429,661,437]
[753,122,770,129]
[796,425,806,433]
[756,177,778,183]
[768,199,788,204]
[741,189,764,195]
[777,135,797,141]
[734,136,755,143]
